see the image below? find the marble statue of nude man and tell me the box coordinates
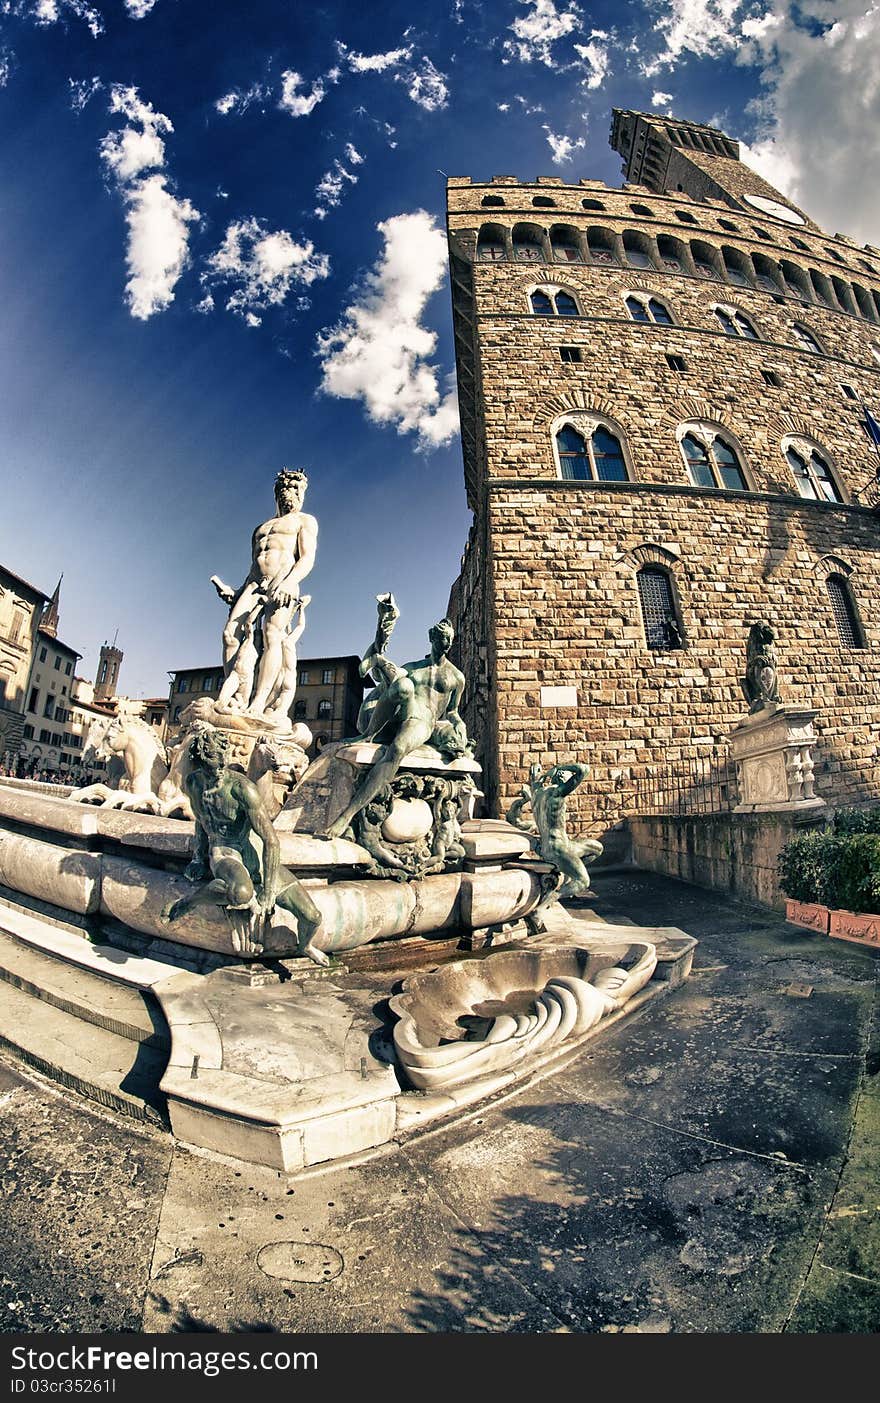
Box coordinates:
[212,469,318,718]
[324,599,471,840]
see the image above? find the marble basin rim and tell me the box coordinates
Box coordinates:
[389,941,658,1092]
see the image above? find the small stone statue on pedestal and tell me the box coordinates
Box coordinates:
[743,622,780,713]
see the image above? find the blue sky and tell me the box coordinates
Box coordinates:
[1,0,878,697]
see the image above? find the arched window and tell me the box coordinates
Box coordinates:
[550,225,583,263]
[779,261,811,300]
[293,700,308,720]
[512,225,544,262]
[587,227,617,264]
[530,288,579,316]
[481,195,505,207]
[625,293,673,325]
[317,699,332,717]
[784,444,844,502]
[714,306,758,338]
[630,203,654,216]
[533,195,556,208]
[555,422,629,482]
[679,427,748,490]
[752,254,782,294]
[809,270,836,307]
[790,236,810,252]
[690,241,720,279]
[826,575,865,649]
[718,218,739,232]
[582,197,605,211]
[656,234,686,271]
[675,210,698,225]
[637,568,684,650]
[791,323,823,354]
[477,225,506,261]
[722,247,752,287]
[623,231,655,269]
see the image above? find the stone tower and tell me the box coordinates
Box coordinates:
[95,640,123,703]
[445,109,880,838]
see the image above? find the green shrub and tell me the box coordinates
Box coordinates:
[778,832,880,912]
[833,806,880,836]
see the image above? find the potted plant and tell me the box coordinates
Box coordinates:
[778,822,880,949]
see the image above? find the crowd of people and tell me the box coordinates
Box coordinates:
[0,755,99,788]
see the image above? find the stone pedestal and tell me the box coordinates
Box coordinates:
[730,704,825,813]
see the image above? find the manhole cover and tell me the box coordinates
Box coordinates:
[256,1241,344,1284]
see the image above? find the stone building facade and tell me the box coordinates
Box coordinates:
[445,110,880,841]
[0,566,48,760]
[166,656,364,754]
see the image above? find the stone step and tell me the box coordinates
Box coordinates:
[0,905,173,1049]
[0,976,169,1126]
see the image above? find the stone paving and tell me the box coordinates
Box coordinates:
[1,871,877,1334]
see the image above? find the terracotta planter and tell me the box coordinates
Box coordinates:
[829,909,880,949]
[785,899,830,934]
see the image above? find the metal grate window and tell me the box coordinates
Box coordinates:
[637,568,682,650]
[827,576,863,649]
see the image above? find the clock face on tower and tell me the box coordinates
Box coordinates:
[742,193,805,226]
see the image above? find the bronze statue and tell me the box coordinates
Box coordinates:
[743,622,779,713]
[160,727,325,963]
[507,762,603,899]
[324,596,472,840]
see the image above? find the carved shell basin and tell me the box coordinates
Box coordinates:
[390,942,657,1092]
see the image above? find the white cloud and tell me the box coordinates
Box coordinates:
[32,0,103,36]
[118,174,200,320]
[100,84,170,180]
[543,126,586,164]
[399,55,449,111]
[314,144,365,219]
[278,69,330,118]
[317,210,459,450]
[514,93,544,115]
[99,84,200,320]
[337,41,413,73]
[641,0,746,77]
[574,35,610,88]
[124,0,158,16]
[0,47,14,86]
[203,217,330,323]
[651,89,674,106]
[215,82,269,116]
[734,1,880,246]
[497,101,510,111]
[503,0,582,65]
[69,75,102,110]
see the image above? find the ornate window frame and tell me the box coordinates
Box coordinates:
[813,555,866,650]
[527,283,581,316]
[550,411,634,483]
[619,543,687,652]
[623,290,675,325]
[782,435,847,504]
[790,321,825,355]
[711,301,760,339]
[676,420,754,491]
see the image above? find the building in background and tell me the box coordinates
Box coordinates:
[446,109,880,841]
[0,565,48,762]
[166,656,364,753]
[94,640,124,704]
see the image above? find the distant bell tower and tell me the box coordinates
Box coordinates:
[95,640,123,702]
[610,109,818,231]
[41,576,62,640]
